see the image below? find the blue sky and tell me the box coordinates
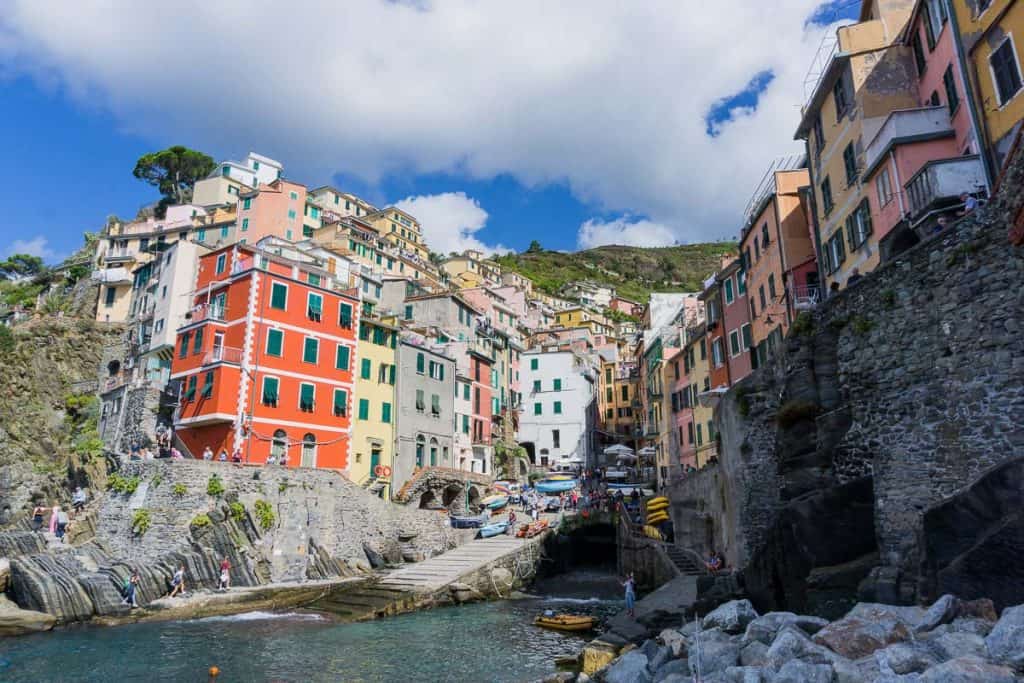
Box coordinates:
[0,2,858,263]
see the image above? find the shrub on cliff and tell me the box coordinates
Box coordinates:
[190,513,211,529]
[254,499,275,531]
[107,473,140,495]
[228,501,245,522]
[131,508,151,536]
[776,401,820,429]
[172,482,187,497]
[206,475,225,497]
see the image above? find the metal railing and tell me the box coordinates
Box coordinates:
[203,346,243,365]
[790,284,821,310]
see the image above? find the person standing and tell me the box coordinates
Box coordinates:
[31,503,46,532]
[168,565,187,598]
[622,572,636,618]
[202,446,214,461]
[55,507,69,541]
[48,505,60,535]
[121,571,140,608]
[218,557,231,590]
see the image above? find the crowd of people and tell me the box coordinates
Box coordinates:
[30,485,90,542]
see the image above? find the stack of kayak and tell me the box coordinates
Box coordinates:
[638,493,671,536]
[516,518,550,538]
[482,494,509,510]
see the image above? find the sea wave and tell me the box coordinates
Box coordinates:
[541,596,617,604]
[197,611,326,623]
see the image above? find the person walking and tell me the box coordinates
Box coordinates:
[218,557,231,590]
[72,486,87,516]
[121,571,140,608]
[31,503,46,532]
[168,565,187,598]
[55,507,69,541]
[48,505,60,535]
[622,572,636,618]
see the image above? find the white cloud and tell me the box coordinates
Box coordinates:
[577,217,677,249]
[4,236,59,261]
[394,192,509,256]
[0,2,843,244]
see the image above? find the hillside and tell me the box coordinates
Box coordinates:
[494,242,736,302]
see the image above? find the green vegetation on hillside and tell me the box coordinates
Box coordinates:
[494,242,735,302]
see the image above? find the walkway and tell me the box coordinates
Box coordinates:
[378,535,526,592]
[605,573,699,641]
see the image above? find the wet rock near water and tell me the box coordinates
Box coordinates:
[0,594,55,637]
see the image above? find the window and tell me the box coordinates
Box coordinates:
[532,379,541,393]
[687,422,695,444]
[416,389,425,412]
[606,387,614,402]
[220,226,229,240]
[289,191,299,200]
[930,90,941,106]
[534,402,542,415]
[202,371,214,398]
[768,274,777,300]
[335,344,350,370]
[621,385,629,401]
[462,414,470,434]
[753,235,760,261]
[724,277,735,304]
[759,285,767,310]
[729,330,741,356]
[180,332,191,359]
[303,337,319,364]
[741,324,753,350]
[912,32,927,76]
[821,177,834,216]
[877,168,894,207]
[922,2,938,50]
[333,389,347,417]
[240,218,249,232]
[761,223,770,248]
[404,305,413,320]
[833,68,850,119]
[338,302,353,329]
[381,402,392,424]
[552,430,561,448]
[737,271,747,295]
[553,378,562,391]
[943,65,960,114]
[463,383,470,401]
[307,293,323,322]
[554,401,562,414]
[826,231,847,274]
[215,253,227,274]
[812,115,825,155]
[530,358,538,370]
[696,423,704,446]
[358,398,369,420]
[416,353,425,374]
[845,199,873,249]
[990,37,1022,106]
[361,358,372,380]
[270,282,287,310]
[193,327,204,354]
[265,328,285,357]
[842,143,858,186]
[197,228,207,242]
[299,383,315,412]
[262,376,279,407]
[711,339,724,367]
[431,394,441,417]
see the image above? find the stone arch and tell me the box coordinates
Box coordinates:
[418,490,437,509]
[442,483,464,509]
[107,360,121,376]
[521,441,536,465]
[467,485,482,508]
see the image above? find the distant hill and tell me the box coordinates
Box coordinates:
[494,242,736,303]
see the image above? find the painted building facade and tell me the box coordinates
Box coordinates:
[393,341,456,488]
[518,350,596,468]
[350,317,398,498]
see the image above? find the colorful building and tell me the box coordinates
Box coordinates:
[363,207,430,262]
[795,0,920,290]
[718,260,754,384]
[393,340,456,488]
[518,350,596,469]
[308,186,377,219]
[441,250,503,289]
[192,152,283,207]
[954,0,1024,172]
[171,243,360,468]
[234,179,316,245]
[350,317,398,497]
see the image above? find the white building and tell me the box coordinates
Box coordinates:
[561,280,616,310]
[518,350,597,469]
[193,152,283,206]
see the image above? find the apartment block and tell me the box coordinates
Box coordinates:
[393,341,456,488]
[519,350,596,469]
[351,317,399,498]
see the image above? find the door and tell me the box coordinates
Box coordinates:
[301,433,316,468]
[370,448,381,478]
[212,332,225,362]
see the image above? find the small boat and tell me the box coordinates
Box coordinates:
[450,513,489,529]
[516,519,550,538]
[534,613,599,632]
[478,521,510,538]
[546,475,573,481]
[606,482,646,490]
[484,495,509,510]
[535,479,577,494]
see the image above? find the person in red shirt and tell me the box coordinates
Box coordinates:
[218,557,231,589]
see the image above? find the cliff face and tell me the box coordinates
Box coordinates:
[0,314,123,525]
[669,146,1024,616]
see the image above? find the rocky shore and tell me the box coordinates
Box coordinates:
[559,594,1024,682]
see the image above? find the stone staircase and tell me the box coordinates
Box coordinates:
[313,583,419,620]
[664,545,706,577]
[365,477,389,497]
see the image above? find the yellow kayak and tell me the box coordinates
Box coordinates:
[647,512,669,524]
[534,614,599,632]
[646,496,669,506]
[547,475,574,481]
[643,525,663,540]
[646,500,669,512]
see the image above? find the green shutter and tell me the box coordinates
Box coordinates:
[193,327,203,354]
[202,371,214,398]
[534,402,542,415]
[184,376,197,400]
[339,302,353,328]
[180,332,190,359]
[533,380,541,393]
[382,402,392,424]
[336,344,350,370]
[464,384,470,400]
[266,329,283,356]
[361,358,372,379]
[554,401,562,414]
[303,337,319,364]
[416,353,425,373]
[308,293,322,317]
[333,389,347,416]
[553,378,562,391]
[388,365,396,385]
[300,383,315,411]
[262,376,279,405]
[404,305,413,320]
[431,393,440,414]
[270,283,287,310]
[416,389,425,411]
[530,358,538,370]
[358,398,369,420]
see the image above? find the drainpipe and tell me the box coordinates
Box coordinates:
[945,0,995,192]
[890,151,907,217]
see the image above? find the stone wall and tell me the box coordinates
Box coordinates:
[666,144,1024,614]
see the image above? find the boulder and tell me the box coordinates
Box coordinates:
[739,641,769,667]
[918,655,1017,682]
[984,604,1024,670]
[688,629,741,678]
[743,611,829,645]
[490,567,514,589]
[875,642,939,675]
[770,660,832,683]
[766,625,840,669]
[605,651,651,683]
[652,658,690,683]
[957,598,997,622]
[0,557,9,592]
[703,599,759,634]
[0,594,56,636]
[581,640,620,675]
[659,628,687,658]
[929,632,986,661]
[362,543,385,569]
[723,665,766,682]
[647,644,672,673]
[915,594,959,633]
[813,604,914,659]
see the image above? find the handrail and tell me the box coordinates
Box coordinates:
[618,509,710,576]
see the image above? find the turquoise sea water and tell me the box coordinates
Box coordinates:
[0,570,623,682]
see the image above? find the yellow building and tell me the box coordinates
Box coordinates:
[795,0,919,289]
[351,318,399,499]
[441,250,503,290]
[954,0,1024,169]
[364,207,430,261]
[599,357,640,439]
[683,328,716,468]
[308,186,377,218]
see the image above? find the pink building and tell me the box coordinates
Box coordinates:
[235,179,314,245]
[862,0,988,262]
[666,349,696,470]
[719,260,753,385]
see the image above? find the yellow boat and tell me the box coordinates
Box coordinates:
[534,614,599,632]
[547,475,573,481]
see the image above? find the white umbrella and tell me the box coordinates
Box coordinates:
[637,446,657,457]
[603,444,635,456]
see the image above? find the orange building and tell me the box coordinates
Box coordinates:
[171,243,360,469]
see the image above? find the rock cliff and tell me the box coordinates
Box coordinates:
[668,143,1024,616]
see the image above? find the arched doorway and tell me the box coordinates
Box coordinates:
[521,442,536,465]
[418,490,437,509]
[442,483,463,510]
[271,430,287,463]
[301,433,317,468]
[415,435,425,468]
[429,438,438,467]
[467,486,482,508]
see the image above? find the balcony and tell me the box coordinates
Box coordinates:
[92,267,131,284]
[864,107,955,175]
[905,156,986,220]
[790,284,821,311]
[203,346,243,365]
[184,303,228,325]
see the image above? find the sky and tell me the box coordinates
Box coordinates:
[0,1,858,263]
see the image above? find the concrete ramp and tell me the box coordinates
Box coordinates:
[379,536,526,592]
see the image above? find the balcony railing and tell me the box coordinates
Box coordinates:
[104,250,135,264]
[185,303,228,324]
[864,107,953,173]
[92,267,131,284]
[790,284,821,311]
[203,346,243,365]
[906,156,986,219]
